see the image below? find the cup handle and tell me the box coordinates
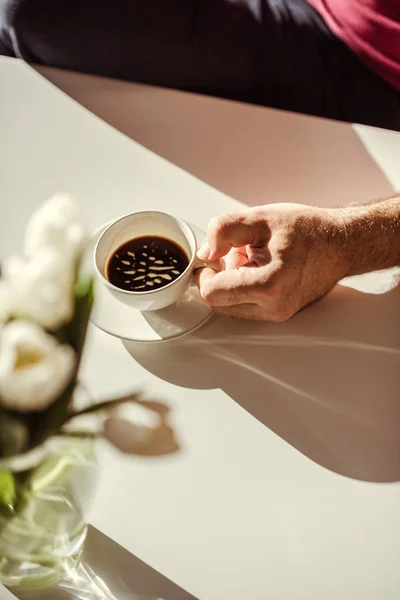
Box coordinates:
[191,259,222,285]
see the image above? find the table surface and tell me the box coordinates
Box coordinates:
[1,57,400,600]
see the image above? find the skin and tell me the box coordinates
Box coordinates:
[195,196,400,321]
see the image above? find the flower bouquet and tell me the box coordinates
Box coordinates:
[0,195,178,592]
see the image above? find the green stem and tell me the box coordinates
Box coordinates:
[58,431,98,439]
[65,393,141,422]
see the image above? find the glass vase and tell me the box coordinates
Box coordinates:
[0,435,98,592]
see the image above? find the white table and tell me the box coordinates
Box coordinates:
[1,57,400,600]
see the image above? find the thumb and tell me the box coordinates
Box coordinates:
[197,212,270,261]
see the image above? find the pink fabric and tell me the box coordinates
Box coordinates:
[308,0,400,90]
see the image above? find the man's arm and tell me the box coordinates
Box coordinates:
[196,195,400,321]
[332,195,400,276]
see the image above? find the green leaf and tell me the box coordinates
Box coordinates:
[55,274,94,355]
[0,471,17,516]
[0,408,29,458]
[68,275,94,357]
[28,275,94,450]
[29,381,75,449]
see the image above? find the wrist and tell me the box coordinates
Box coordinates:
[326,198,400,277]
[320,208,355,279]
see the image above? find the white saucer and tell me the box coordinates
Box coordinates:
[87,222,213,342]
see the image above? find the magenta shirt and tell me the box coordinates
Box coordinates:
[308,0,400,90]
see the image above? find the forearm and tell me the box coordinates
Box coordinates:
[329,195,400,276]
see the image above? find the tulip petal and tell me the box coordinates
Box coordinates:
[0,321,76,413]
[25,193,85,262]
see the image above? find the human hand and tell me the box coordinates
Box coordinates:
[196,203,348,321]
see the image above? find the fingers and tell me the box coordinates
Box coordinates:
[196,265,262,307]
[197,211,269,261]
[196,261,292,321]
[223,247,248,270]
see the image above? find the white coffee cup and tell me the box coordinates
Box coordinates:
[94,210,204,311]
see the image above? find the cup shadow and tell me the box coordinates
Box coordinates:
[124,281,400,483]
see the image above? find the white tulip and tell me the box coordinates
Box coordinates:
[2,249,74,330]
[0,321,76,412]
[25,193,85,264]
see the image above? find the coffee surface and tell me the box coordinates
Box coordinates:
[107,236,189,292]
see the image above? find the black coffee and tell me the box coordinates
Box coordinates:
[107,236,189,292]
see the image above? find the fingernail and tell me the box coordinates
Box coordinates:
[197,242,211,261]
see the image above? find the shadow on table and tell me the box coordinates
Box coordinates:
[124,281,400,484]
[13,526,197,600]
[36,66,394,209]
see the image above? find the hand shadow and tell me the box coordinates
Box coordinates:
[124,281,400,483]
